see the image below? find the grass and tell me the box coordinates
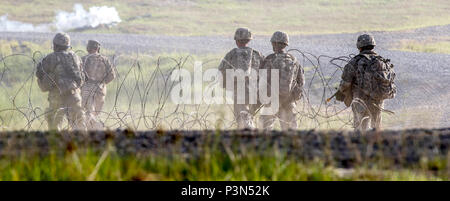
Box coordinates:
[1,0,450,36]
[1,146,336,181]
[393,38,450,54]
[0,134,448,181]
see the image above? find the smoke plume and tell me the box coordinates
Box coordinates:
[0,4,121,32]
[0,15,51,32]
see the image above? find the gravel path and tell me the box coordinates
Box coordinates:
[1,25,449,128]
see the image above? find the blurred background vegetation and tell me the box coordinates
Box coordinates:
[1,0,450,36]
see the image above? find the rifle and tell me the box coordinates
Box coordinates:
[327,89,351,107]
[326,91,338,103]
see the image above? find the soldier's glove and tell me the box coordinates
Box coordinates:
[335,90,345,102]
[36,62,45,80]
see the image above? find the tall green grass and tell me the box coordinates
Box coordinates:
[0,135,447,181]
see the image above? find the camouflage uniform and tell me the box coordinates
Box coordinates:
[81,40,116,130]
[36,33,86,131]
[259,31,305,130]
[339,34,384,131]
[218,27,264,129]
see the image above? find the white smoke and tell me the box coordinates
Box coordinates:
[0,15,51,32]
[0,4,121,32]
[54,4,122,31]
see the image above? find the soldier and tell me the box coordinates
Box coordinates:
[218,27,264,129]
[81,40,116,130]
[35,33,87,131]
[259,31,304,130]
[337,34,396,132]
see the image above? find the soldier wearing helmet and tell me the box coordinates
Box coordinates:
[356,34,376,49]
[81,40,116,130]
[218,27,264,129]
[35,33,87,131]
[259,31,304,130]
[270,31,289,45]
[337,33,396,132]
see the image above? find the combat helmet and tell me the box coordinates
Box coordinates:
[270,31,289,45]
[87,40,101,50]
[356,34,376,49]
[53,33,71,47]
[234,27,253,40]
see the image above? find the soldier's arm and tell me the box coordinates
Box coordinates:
[218,51,233,73]
[259,56,267,69]
[81,55,87,66]
[103,56,116,84]
[42,55,54,73]
[37,55,55,79]
[36,60,45,80]
[259,52,265,63]
[77,55,83,72]
[339,59,357,92]
[254,50,264,69]
[218,51,234,88]
[81,55,92,82]
[260,55,274,81]
[296,62,305,88]
[73,54,85,86]
[256,53,266,83]
[290,60,304,101]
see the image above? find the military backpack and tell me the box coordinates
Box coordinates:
[269,53,302,100]
[36,51,84,93]
[355,54,396,100]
